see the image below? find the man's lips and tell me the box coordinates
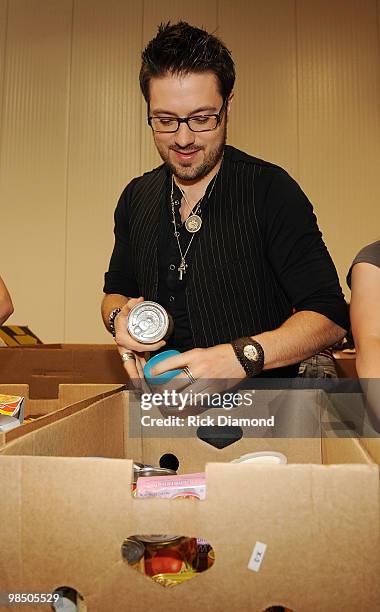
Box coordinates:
[171,149,202,161]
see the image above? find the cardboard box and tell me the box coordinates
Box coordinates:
[333,350,358,378]
[326,387,380,466]
[0,458,379,611]
[0,388,375,466]
[0,344,127,398]
[0,324,43,346]
[0,389,378,611]
[0,388,361,464]
[0,383,124,418]
[0,384,124,451]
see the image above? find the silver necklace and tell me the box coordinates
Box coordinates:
[179,188,203,233]
[170,170,220,280]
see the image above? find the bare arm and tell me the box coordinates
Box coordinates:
[350,262,380,378]
[349,262,380,432]
[152,310,346,386]
[101,293,130,333]
[253,310,346,370]
[0,276,14,325]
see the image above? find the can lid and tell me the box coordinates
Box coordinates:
[128,301,170,344]
[137,466,177,478]
[134,534,183,544]
[230,451,287,464]
[121,538,145,564]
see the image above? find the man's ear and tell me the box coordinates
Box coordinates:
[226,92,234,115]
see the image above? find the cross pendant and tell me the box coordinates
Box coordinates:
[178,259,187,280]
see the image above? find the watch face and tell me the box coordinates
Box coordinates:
[243,344,259,362]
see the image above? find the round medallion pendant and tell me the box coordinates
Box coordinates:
[185,214,202,233]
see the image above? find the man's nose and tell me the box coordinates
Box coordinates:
[174,122,196,148]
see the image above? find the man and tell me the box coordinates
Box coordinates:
[101,21,348,392]
[0,276,13,325]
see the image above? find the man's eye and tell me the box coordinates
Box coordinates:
[157,118,176,126]
[190,116,212,124]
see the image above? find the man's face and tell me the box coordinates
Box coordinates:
[148,72,232,182]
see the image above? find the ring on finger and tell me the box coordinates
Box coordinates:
[121,352,136,362]
[183,366,196,384]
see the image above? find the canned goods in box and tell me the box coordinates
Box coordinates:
[132,464,177,497]
[134,535,198,583]
[121,538,145,573]
[121,537,145,564]
[132,464,177,489]
[128,301,174,344]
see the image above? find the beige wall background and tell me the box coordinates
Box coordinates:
[0,0,379,343]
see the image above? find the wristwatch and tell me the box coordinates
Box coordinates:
[231,337,265,377]
[108,307,122,337]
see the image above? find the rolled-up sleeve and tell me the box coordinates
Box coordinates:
[103,181,140,297]
[262,171,349,330]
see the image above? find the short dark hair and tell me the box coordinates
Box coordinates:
[140,21,235,103]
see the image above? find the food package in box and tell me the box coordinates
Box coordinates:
[0,394,25,432]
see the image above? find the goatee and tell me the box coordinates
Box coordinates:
[158,125,227,182]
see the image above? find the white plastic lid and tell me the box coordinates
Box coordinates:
[231,451,287,464]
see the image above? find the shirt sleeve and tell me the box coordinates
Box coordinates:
[103,180,140,297]
[346,240,380,288]
[262,171,349,330]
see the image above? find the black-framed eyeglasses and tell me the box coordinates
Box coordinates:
[148,99,227,133]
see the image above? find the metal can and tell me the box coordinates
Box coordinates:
[132,464,177,486]
[193,538,213,572]
[132,464,177,494]
[121,538,145,573]
[134,535,198,582]
[207,548,215,569]
[127,301,174,344]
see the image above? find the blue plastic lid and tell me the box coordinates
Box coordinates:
[144,350,183,385]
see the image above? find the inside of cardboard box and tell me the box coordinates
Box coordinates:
[0,383,124,420]
[0,384,127,449]
[1,388,377,468]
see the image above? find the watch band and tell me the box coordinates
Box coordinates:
[231,336,265,377]
[108,307,122,337]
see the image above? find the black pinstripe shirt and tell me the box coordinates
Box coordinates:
[104,145,349,376]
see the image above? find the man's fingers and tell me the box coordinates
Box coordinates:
[159,373,194,393]
[116,334,165,353]
[118,347,150,392]
[121,358,142,389]
[123,296,144,313]
[151,351,192,376]
[134,355,145,379]
[135,356,150,393]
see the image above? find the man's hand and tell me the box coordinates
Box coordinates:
[151,343,246,397]
[114,296,166,387]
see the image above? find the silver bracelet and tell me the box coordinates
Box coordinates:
[108,307,122,337]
